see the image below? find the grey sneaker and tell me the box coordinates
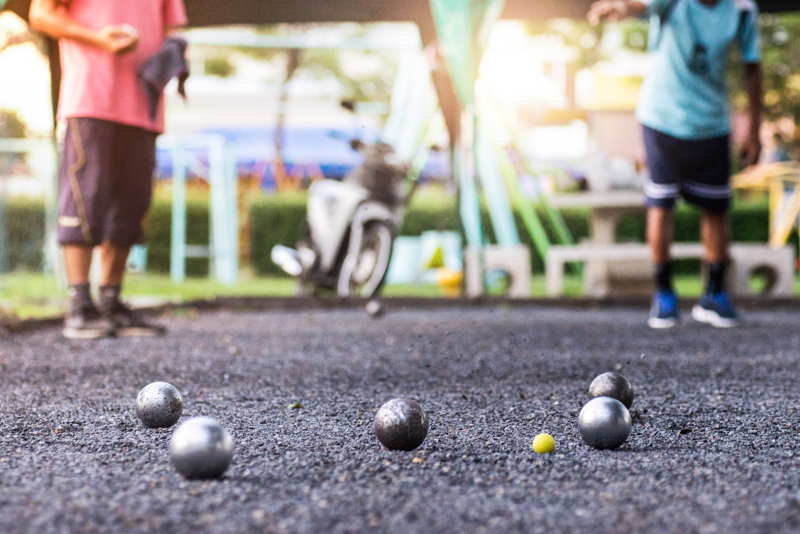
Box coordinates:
[62,305,115,340]
[101,299,166,337]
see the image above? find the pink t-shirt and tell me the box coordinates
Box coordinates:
[57,0,188,133]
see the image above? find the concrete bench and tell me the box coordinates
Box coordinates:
[546,243,796,297]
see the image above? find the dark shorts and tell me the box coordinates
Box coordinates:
[641,124,732,213]
[58,118,157,247]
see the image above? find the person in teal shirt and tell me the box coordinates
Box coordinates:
[589,0,763,329]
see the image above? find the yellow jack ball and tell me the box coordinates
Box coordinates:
[532,433,556,454]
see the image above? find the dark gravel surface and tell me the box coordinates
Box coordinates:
[1,305,800,533]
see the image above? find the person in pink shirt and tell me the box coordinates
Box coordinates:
[29,0,187,339]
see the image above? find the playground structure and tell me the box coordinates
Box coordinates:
[159,134,239,285]
[733,162,800,249]
[185,1,579,296]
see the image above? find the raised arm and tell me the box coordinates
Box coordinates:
[29,0,138,54]
[588,1,648,25]
[739,63,763,167]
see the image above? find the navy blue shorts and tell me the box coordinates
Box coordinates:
[57,118,156,247]
[642,124,731,213]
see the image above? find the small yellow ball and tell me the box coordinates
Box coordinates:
[532,433,556,454]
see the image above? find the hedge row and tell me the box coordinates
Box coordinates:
[1,198,45,270]
[0,193,782,276]
[248,192,775,275]
[145,199,211,276]
[0,198,210,276]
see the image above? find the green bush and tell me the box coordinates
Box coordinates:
[0,198,211,275]
[1,198,45,270]
[145,199,210,276]
[0,193,788,276]
[248,192,780,275]
[250,192,308,275]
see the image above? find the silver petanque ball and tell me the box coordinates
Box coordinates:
[578,396,632,450]
[588,372,634,408]
[136,381,183,428]
[169,416,233,479]
[374,398,429,451]
[366,299,384,318]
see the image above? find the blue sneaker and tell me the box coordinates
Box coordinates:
[648,291,680,329]
[692,292,739,328]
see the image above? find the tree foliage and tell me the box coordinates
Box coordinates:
[741,14,800,124]
[246,24,398,104]
[524,20,606,70]
[203,55,236,78]
[526,14,800,125]
[616,14,800,124]
[0,108,27,138]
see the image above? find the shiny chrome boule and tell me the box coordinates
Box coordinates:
[578,396,632,450]
[374,398,428,451]
[169,416,233,479]
[136,381,183,428]
[588,371,634,408]
[366,299,384,318]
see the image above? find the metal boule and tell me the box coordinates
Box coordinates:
[588,371,634,408]
[366,299,384,318]
[136,381,183,428]
[374,398,428,451]
[169,416,233,479]
[578,396,632,450]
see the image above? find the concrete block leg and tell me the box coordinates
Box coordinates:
[483,245,531,298]
[546,253,565,297]
[729,245,795,297]
[584,260,609,298]
[465,245,532,298]
[464,247,484,298]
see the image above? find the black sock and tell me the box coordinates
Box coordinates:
[68,282,93,312]
[98,285,122,308]
[706,262,726,295]
[654,262,673,294]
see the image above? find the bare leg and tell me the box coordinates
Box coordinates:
[646,206,678,327]
[700,211,728,264]
[97,241,130,287]
[693,210,738,326]
[63,245,93,285]
[647,206,673,265]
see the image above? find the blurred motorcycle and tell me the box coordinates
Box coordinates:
[271,141,415,298]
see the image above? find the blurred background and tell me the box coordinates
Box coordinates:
[1,11,799,319]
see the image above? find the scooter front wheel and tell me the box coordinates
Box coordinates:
[336,221,394,298]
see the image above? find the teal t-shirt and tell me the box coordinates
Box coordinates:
[636,0,761,140]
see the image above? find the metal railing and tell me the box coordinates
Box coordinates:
[158,134,239,285]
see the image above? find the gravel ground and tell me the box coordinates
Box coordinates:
[1,305,800,534]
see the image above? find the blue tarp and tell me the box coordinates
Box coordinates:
[156,127,448,190]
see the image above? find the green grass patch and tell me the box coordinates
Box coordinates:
[2,270,797,321]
